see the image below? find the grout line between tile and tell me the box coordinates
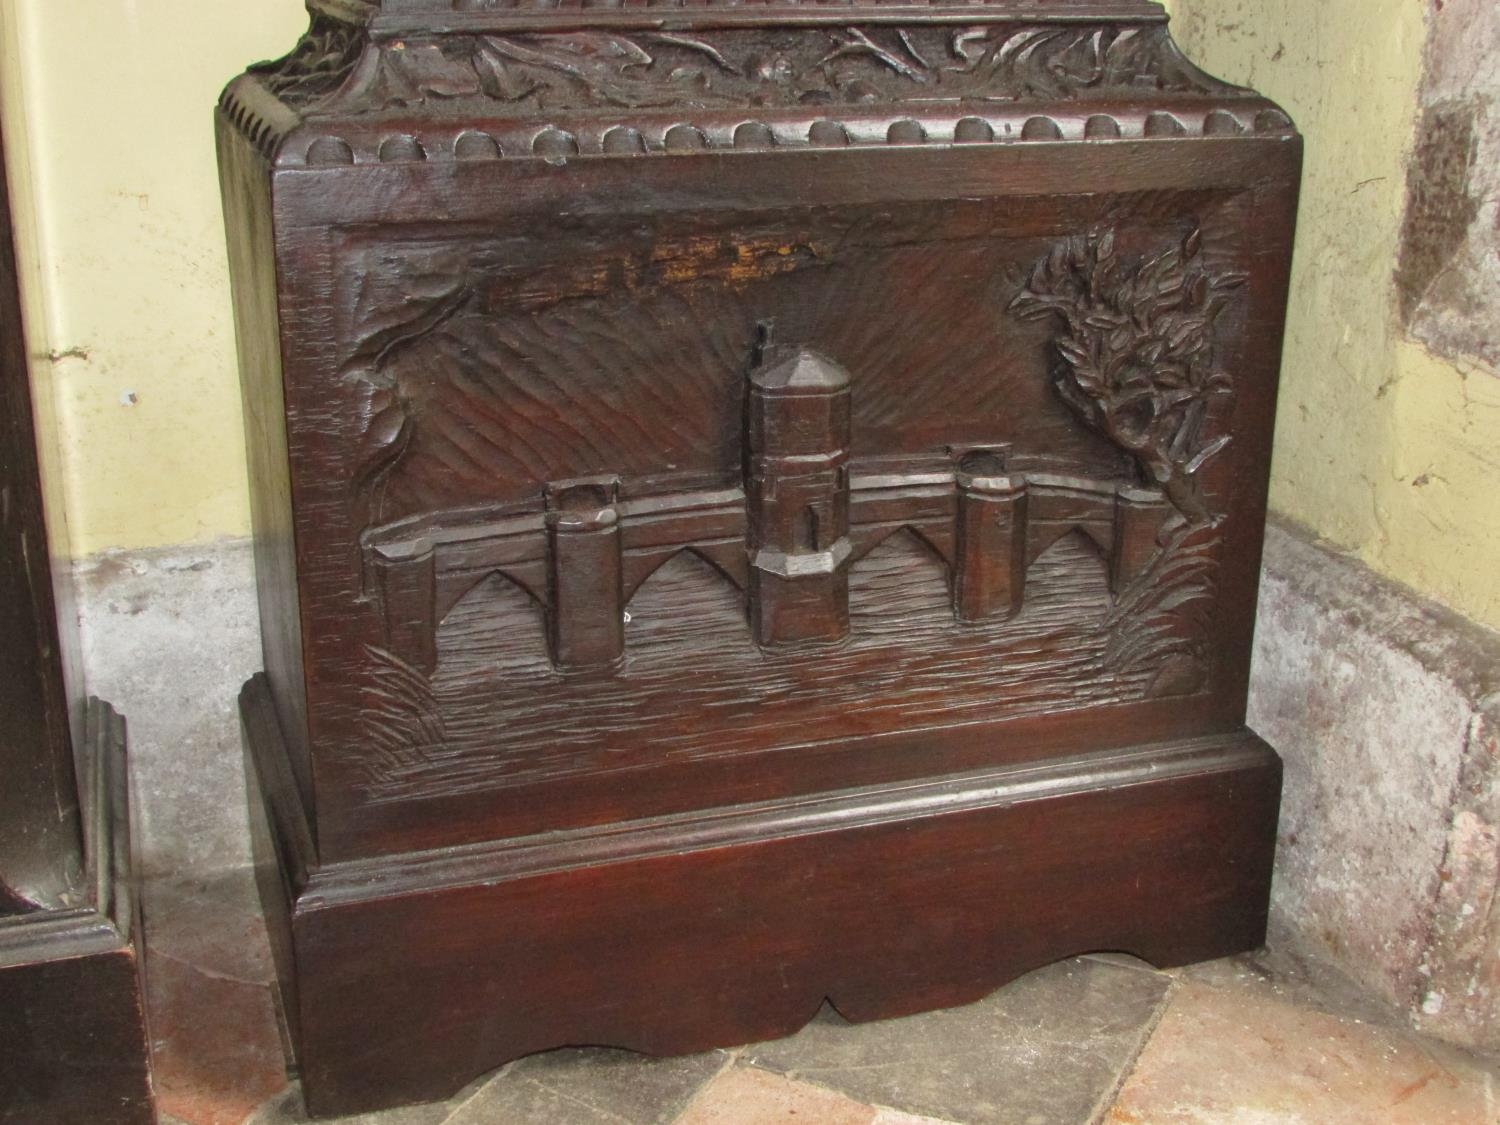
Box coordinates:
[145,944,275,990]
[526,1074,636,1125]
[1085,974,1179,1125]
[728,1058,917,1121]
[665,1049,748,1124]
[434,1060,520,1124]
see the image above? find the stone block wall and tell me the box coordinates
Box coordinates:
[1252,519,1500,1053]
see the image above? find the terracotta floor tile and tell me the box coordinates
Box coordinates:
[142,869,277,986]
[1105,979,1499,1125]
[146,950,289,1125]
[673,1066,880,1125]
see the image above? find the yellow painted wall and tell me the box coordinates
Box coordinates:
[5,0,1497,630]
[2,0,305,553]
[1164,0,1500,631]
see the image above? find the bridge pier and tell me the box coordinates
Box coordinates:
[546,480,625,672]
[371,539,438,674]
[953,452,1030,622]
[1112,485,1172,593]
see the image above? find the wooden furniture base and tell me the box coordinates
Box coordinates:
[221,1,1300,1114]
[0,701,154,1125]
[243,672,1279,1118]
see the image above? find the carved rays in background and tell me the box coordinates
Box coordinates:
[347,229,1039,525]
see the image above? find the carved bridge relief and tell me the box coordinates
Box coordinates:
[360,353,1175,678]
[355,223,1242,726]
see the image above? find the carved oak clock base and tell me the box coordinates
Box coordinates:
[242,674,1280,1119]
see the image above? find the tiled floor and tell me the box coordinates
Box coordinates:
[143,866,1500,1125]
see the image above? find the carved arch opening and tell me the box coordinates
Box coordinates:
[851,523,953,571]
[624,549,750,657]
[1026,522,1114,570]
[1023,528,1113,622]
[437,567,547,626]
[436,569,550,675]
[623,546,745,604]
[849,526,954,624]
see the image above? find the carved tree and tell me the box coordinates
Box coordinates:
[1010,227,1245,527]
[1010,226,1251,697]
[346,280,474,521]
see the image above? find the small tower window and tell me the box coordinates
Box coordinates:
[795,506,819,552]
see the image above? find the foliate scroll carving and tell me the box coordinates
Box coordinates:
[946,24,1231,100]
[1011,226,1247,697]
[272,24,1242,118]
[249,17,366,108]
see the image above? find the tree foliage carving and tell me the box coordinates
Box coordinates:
[1010,226,1250,698]
[1010,227,1245,528]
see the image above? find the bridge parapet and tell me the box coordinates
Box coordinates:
[360,462,1174,676]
